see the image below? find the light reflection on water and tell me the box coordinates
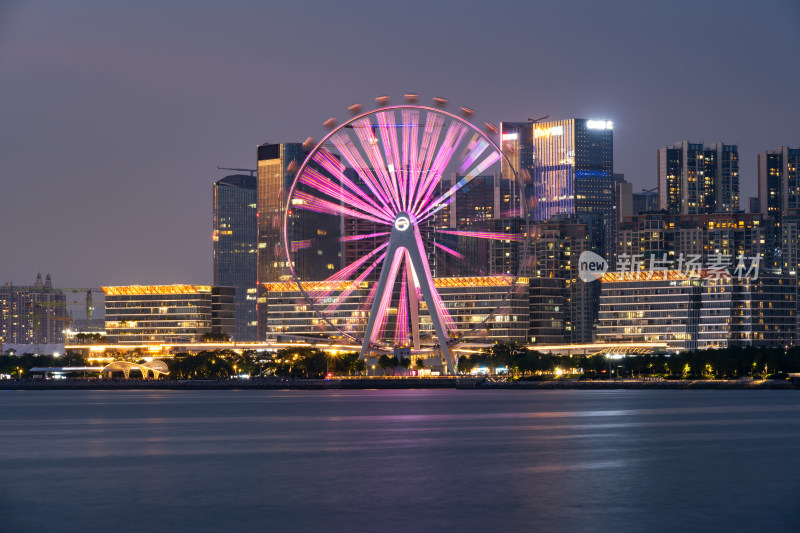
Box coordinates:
[1,389,798,533]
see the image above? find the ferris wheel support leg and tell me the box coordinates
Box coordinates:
[405,255,421,351]
[403,228,454,375]
[359,248,402,361]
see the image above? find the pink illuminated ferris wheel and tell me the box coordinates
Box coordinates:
[283,98,528,373]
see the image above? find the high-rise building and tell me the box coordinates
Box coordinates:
[527,216,594,344]
[0,274,67,346]
[256,143,308,339]
[213,173,257,341]
[658,141,740,215]
[501,118,614,260]
[758,146,800,221]
[615,178,633,225]
[749,197,760,214]
[757,146,800,272]
[617,212,765,271]
[103,285,235,344]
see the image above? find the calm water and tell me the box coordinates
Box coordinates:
[1,389,799,532]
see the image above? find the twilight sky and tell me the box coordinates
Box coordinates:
[1,0,798,290]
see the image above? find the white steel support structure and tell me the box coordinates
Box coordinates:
[359,213,454,374]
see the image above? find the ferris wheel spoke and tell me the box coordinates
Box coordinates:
[368,247,405,343]
[458,136,489,175]
[307,241,390,302]
[352,118,402,213]
[312,148,395,219]
[500,207,524,218]
[323,250,387,315]
[298,167,394,224]
[411,122,467,216]
[430,285,457,334]
[293,190,390,226]
[339,231,391,243]
[434,229,523,242]
[330,132,397,213]
[412,114,444,208]
[431,240,465,260]
[414,151,502,223]
[290,239,312,252]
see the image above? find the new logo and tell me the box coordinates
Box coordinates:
[578,251,608,282]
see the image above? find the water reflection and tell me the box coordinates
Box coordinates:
[1,390,799,533]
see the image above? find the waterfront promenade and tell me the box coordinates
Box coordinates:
[3,377,797,390]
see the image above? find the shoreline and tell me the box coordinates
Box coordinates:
[2,377,797,391]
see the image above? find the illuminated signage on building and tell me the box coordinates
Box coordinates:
[501,133,518,142]
[534,125,564,139]
[587,120,613,130]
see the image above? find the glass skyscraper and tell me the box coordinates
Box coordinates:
[502,118,614,257]
[213,173,257,341]
[256,143,305,339]
[256,143,341,339]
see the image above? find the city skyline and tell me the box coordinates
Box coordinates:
[1,0,799,288]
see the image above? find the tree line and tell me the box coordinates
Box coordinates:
[460,343,800,380]
[3,344,800,380]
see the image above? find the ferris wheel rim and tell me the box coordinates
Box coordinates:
[281,103,528,349]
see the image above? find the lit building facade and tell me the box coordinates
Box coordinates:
[256,143,307,338]
[617,212,765,271]
[527,216,594,344]
[501,119,614,258]
[103,285,235,344]
[757,146,800,272]
[0,274,67,345]
[658,141,740,215]
[699,275,797,349]
[758,146,800,223]
[262,276,530,345]
[598,271,705,352]
[598,271,796,351]
[213,173,257,341]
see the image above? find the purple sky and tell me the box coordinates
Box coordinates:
[1,0,798,289]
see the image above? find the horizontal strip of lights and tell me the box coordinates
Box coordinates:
[102,285,212,295]
[263,276,525,293]
[600,270,711,282]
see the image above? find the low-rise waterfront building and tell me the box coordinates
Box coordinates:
[262,276,530,345]
[598,271,797,351]
[103,285,235,344]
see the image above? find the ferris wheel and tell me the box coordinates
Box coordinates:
[283,97,527,373]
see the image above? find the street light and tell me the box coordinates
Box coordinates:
[606,353,624,378]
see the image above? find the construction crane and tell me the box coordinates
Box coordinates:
[528,115,550,124]
[64,288,104,331]
[217,166,257,177]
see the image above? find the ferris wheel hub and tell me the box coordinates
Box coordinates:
[393,213,411,231]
